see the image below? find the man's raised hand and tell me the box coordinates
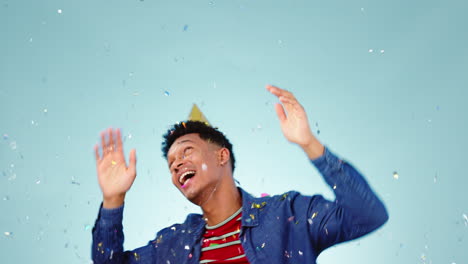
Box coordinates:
[94,128,137,208]
[266,85,324,159]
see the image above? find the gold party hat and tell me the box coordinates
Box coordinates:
[188,104,210,126]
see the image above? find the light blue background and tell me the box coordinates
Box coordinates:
[1,0,467,263]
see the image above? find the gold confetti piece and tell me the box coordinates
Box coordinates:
[111,160,117,165]
[393,171,399,180]
[250,214,255,220]
[280,193,289,201]
[312,212,318,219]
[182,122,186,128]
[251,202,267,209]
[134,252,140,261]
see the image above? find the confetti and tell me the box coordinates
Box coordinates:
[368,49,374,53]
[260,193,270,197]
[8,173,16,181]
[333,185,337,190]
[164,90,170,96]
[57,9,62,14]
[463,214,468,226]
[2,134,8,140]
[298,250,303,256]
[35,179,41,184]
[312,212,318,219]
[43,108,48,113]
[202,163,207,171]
[288,216,295,222]
[84,224,91,231]
[393,171,399,180]
[249,214,255,220]
[280,193,288,201]
[183,24,189,31]
[380,49,385,53]
[184,245,189,250]
[71,180,81,185]
[251,202,266,209]
[4,231,12,237]
[10,141,17,150]
[111,160,117,165]
[134,252,140,261]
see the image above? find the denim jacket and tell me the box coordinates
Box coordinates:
[92,146,388,263]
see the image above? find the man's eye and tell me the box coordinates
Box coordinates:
[184,147,193,154]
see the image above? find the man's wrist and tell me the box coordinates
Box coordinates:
[103,195,125,209]
[300,138,325,160]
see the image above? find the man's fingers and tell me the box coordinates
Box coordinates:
[266,85,296,100]
[94,144,101,162]
[128,149,137,174]
[108,128,115,152]
[274,103,287,123]
[116,128,123,153]
[101,131,108,155]
[279,96,298,114]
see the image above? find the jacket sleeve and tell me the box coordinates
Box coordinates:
[91,204,158,263]
[302,146,389,253]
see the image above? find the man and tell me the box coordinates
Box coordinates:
[91,85,389,263]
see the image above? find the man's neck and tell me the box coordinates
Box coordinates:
[201,183,242,226]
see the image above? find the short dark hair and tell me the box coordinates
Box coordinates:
[162,121,236,172]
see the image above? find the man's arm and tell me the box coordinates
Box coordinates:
[266,84,388,251]
[92,128,140,263]
[92,204,158,263]
[306,146,388,251]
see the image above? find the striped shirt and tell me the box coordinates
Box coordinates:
[199,207,249,264]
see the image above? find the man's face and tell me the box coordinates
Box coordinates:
[167,133,224,205]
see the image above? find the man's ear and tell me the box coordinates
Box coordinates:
[218,147,230,166]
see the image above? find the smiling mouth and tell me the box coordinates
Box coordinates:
[179,171,196,187]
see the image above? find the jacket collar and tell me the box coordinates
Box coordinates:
[239,187,260,228]
[188,187,261,233]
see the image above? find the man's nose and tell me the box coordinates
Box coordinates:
[173,158,184,172]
